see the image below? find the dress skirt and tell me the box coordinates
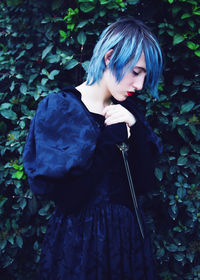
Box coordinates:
[38,203,156,280]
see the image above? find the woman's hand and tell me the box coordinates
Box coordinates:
[103,104,136,138]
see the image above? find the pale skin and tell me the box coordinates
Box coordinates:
[76,50,147,137]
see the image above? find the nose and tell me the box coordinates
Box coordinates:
[133,76,145,91]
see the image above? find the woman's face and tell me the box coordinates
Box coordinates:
[104,52,146,101]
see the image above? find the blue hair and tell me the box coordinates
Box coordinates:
[86,17,163,98]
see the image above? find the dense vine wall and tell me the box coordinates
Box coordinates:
[0,0,200,279]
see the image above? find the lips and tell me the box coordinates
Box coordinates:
[127,92,134,96]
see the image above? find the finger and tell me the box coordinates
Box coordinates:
[103,104,122,115]
[104,115,126,126]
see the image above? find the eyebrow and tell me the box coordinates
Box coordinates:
[134,66,147,73]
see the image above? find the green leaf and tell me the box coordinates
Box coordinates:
[38,204,50,216]
[2,256,14,268]
[173,34,185,45]
[194,50,200,57]
[8,236,14,245]
[0,196,8,207]
[155,168,163,181]
[0,239,7,250]
[19,198,27,210]
[20,83,27,94]
[174,253,185,261]
[177,156,187,166]
[12,170,24,179]
[187,41,199,50]
[28,195,38,215]
[77,20,88,28]
[59,30,67,42]
[177,187,186,199]
[180,101,195,114]
[80,3,95,13]
[25,42,33,50]
[81,60,90,72]
[48,70,60,80]
[77,31,86,45]
[165,243,178,252]
[1,110,17,120]
[180,146,189,156]
[42,44,53,60]
[190,144,200,153]
[0,103,12,111]
[12,163,20,170]
[99,10,106,17]
[10,81,15,91]
[173,75,184,86]
[41,78,48,85]
[168,0,173,3]
[65,59,79,70]
[181,13,191,19]
[126,0,139,4]
[16,235,23,248]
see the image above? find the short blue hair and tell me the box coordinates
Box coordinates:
[86,17,163,98]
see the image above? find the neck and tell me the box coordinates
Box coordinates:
[76,80,112,114]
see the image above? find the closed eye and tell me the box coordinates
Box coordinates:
[133,70,139,76]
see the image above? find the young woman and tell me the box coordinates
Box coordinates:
[23,17,163,280]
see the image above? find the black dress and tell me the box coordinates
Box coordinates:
[23,86,162,280]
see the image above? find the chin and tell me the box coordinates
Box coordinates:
[115,95,127,102]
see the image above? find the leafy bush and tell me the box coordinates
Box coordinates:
[0,0,200,279]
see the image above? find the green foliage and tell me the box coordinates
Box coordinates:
[0,0,200,279]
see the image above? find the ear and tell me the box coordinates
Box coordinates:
[104,49,113,66]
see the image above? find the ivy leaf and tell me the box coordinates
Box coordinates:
[173,75,184,86]
[177,187,186,199]
[180,101,195,114]
[173,34,185,45]
[155,168,163,181]
[38,204,50,216]
[177,156,187,166]
[165,243,178,252]
[77,20,88,28]
[65,59,79,70]
[80,3,95,13]
[0,196,8,207]
[180,146,189,156]
[0,239,7,250]
[20,83,27,94]
[16,235,23,248]
[126,0,139,3]
[48,70,60,80]
[77,31,86,45]
[181,13,191,19]
[12,170,24,179]
[81,60,90,72]
[187,41,199,50]
[190,144,200,153]
[0,103,12,110]
[41,78,48,85]
[59,30,67,42]
[10,81,15,91]
[28,195,38,215]
[174,253,185,262]
[194,50,200,57]
[1,110,17,120]
[42,44,53,60]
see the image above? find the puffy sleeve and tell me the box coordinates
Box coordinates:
[23,92,99,196]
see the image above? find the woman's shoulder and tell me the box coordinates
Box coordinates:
[37,87,81,111]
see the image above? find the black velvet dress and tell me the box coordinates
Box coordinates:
[23,86,162,280]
